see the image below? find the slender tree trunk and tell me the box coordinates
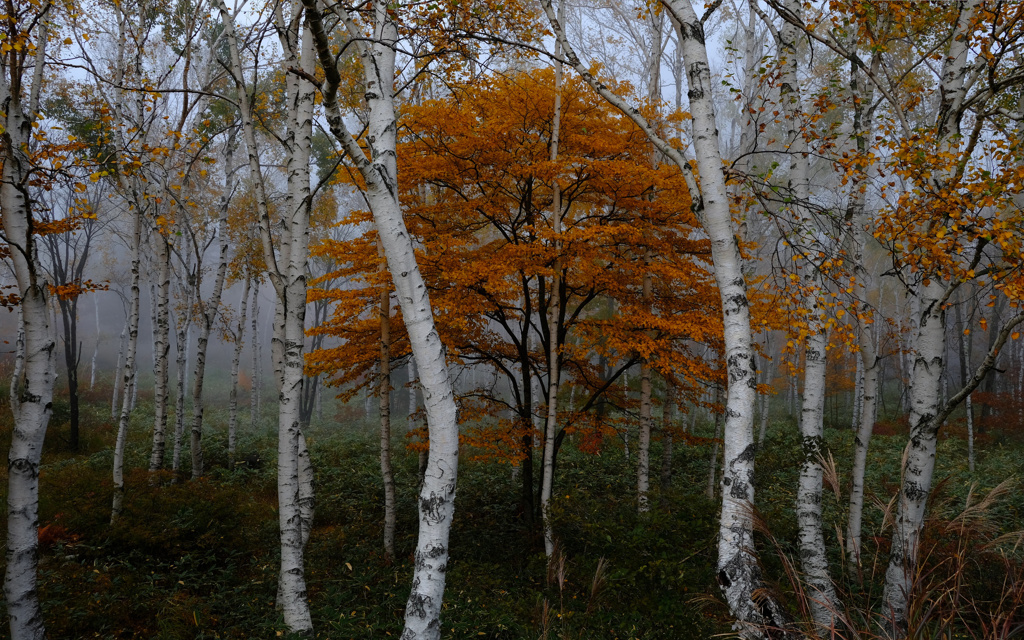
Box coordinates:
[408,358,418,432]
[637,7,662,517]
[768,0,840,620]
[110,4,145,521]
[379,242,397,561]
[2,20,54,634]
[540,0,779,626]
[129,358,138,412]
[844,48,880,574]
[882,3,978,630]
[172,316,190,476]
[149,234,172,471]
[217,2,316,631]
[251,280,261,429]
[112,318,127,420]
[707,386,722,500]
[190,141,234,479]
[302,1,463,634]
[541,9,564,556]
[91,295,99,390]
[757,361,770,446]
[228,276,251,469]
[111,204,143,522]
[852,351,863,430]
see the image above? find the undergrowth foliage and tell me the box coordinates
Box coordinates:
[0,382,1022,638]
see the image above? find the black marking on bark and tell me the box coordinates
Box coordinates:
[405,590,432,619]
[679,21,705,45]
[904,480,928,502]
[420,493,447,524]
[424,543,446,559]
[730,479,749,500]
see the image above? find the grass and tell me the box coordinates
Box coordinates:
[0,378,1022,639]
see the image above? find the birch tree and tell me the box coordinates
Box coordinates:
[542,1,788,633]
[540,0,565,557]
[299,1,462,634]
[753,0,839,624]
[2,4,54,636]
[216,0,318,630]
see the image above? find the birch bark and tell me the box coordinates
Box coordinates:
[112,299,128,421]
[111,210,142,522]
[301,1,461,635]
[2,12,54,637]
[110,1,146,522]
[636,9,662,515]
[843,48,880,575]
[882,2,978,630]
[772,0,839,623]
[540,3,782,631]
[188,140,233,479]
[216,0,316,630]
[251,281,261,428]
[228,275,251,469]
[379,241,397,561]
[171,305,191,475]
[149,231,172,471]
[541,4,564,556]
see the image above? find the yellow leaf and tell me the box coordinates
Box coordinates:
[1013,332,1020,341]
[63,37,72,45]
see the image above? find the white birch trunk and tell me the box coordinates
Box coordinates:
[110,3,145,521]
[172,316,189,475]
[112,318,128,420]
[189,149,233,480]
[636,9,661,514]
[852,352,863,430]
[541,2,776,630]
[408,358,418,432]
[149,233,172,471]
[379,241,397,560]
[637,265,654,514]
[956,293,975,473]
[228,276,251,468]
[251,281,261,429]
[301,2,462,635]
[111,203,143,522]
[707,386,722,500]
[758,0,840,621]
[757,362,770,446]
[882,3,978,629]
[91,295,99,390]
[217,1,315,630]
[843,47,880,576]
[129,359,138,412]
[2,19,54,635]
[541,8,564,555]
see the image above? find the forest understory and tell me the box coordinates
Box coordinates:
[1,377,1020,640]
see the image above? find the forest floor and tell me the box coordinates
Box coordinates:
[1,383,1022,639]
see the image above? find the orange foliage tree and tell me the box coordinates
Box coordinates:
[308,69,725,518]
